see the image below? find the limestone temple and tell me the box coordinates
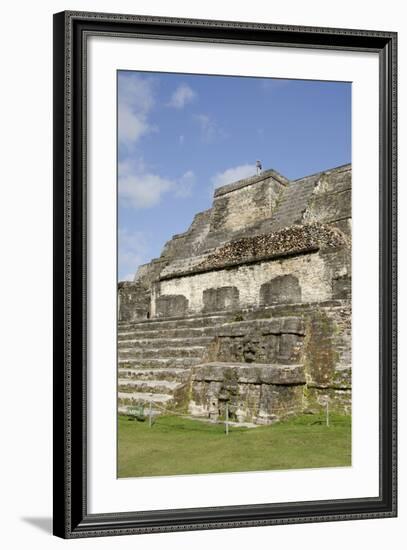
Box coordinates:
[118,164,351,424]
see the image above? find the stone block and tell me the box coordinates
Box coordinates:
[258,384,304,423]
[118,282,150,321]
[332,275,351,300]
[260,319,282,334]
[304,189,351,224]
[277,333,304,364]
[191,362,305,386]
[189,362,306,423]
[155,294,188,318]
[303,307,351,387]
[281,317,305,335]
[203,286,240,312]
[215,333,279,364]
[304,386,351,415]
[260,274,302,305]
[259,364,306,385]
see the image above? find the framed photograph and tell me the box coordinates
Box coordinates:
[53,11,397,538]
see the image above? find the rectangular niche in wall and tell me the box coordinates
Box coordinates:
[203,286,240,312]
[260,274,302,305]
[155,294,189,317]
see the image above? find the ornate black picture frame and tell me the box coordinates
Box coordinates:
[53,10,397,538]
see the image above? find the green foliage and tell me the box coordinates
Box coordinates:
[118,413,351,478]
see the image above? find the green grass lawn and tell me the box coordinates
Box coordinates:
[118,413,351,478]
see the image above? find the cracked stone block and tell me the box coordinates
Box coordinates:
[155,294,188,318]
[277,333,304,364]
[260,274,302,305]
[332,275,351,300]
[203,286,240,312]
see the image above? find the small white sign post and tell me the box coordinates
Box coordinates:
[225,402,229,436]
[326,399,330,427]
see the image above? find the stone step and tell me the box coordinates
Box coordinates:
[117,336,213,349]
[118,346,206,360]
[118,391,174,407]
[216,317,305,337]
[118,313,229,332]
[118,367,191,382]
[118,378,185,394]
[118,315,307,340]
[235,300,349,320]
[118,301,348,335]
[118,357,203,369]
[192,362,306,385]
[117,316,303,341]
[118,325,218,341]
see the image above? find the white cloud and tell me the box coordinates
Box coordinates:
[118,157,147,177]
[118,104,150,145]
[119,159,195,209]
[175,170,196,198]
[118,74,156,148]
[118,229,150,281]
[194,114,226,143]
[174,170,196,198]
[119,171,174,209]
[211,164,256,189]
[167,83,196,109]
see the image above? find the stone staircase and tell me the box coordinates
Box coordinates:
[117,312,231,415]
[117,308,313,420]
[117,303,352,422]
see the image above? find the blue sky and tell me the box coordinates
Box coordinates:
[118,70,351,281]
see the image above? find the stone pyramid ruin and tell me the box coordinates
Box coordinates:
[118,164,351,424]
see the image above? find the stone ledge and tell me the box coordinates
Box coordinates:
[214,169,289,198]
[291,163,351,184]
[159,223,348,280]
[216,317,305,337]
[192,362,306,385]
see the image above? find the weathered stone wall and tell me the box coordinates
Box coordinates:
[302,165,351,225]
[155,294,189,318]
[152,248,347,316]
[202,286,240,313]
[134,258,167,286]
[118,282,150,321]
[207,172,287,238]
[186,302,351,422]
[157,223,346,283]
[206,317,306,365]
[260,274,302,305]
[142,170,288,265]
[189,363,305,424]
[160,209,212,260]
[302,303,351,414]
